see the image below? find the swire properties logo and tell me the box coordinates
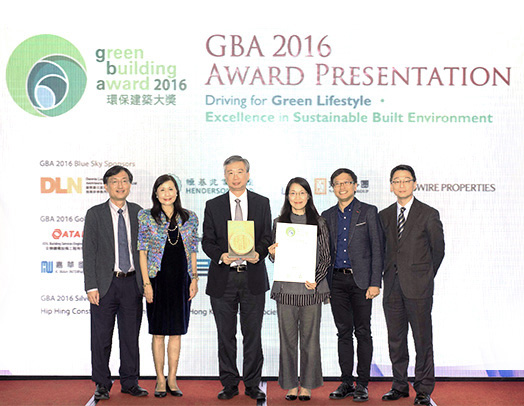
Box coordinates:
[6,34,87,117]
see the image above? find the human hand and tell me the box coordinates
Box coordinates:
[87,290,99,306]
[189,279,198,300]
[305,280,317,290]
[244,251,260,264]
[366,286,380,299]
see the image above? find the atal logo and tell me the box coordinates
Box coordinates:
[52,229,83,239]
[41,177,82,193]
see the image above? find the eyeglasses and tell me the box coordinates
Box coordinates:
[333,180,355,188]
[391,179,414,186]
[289,191,308,198]
[109,179,130,186]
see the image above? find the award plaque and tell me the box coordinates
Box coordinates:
[228,220,255,259]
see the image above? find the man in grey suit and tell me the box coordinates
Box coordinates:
[321,168,383,402]
[379,165,444,406]
[83,166,147,400]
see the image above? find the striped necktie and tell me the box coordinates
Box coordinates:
[397,207,406,239]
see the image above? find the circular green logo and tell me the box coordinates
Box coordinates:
[286,227,296,237]
[6,34,87,117]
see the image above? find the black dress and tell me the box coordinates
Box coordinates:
[147,227,190,335]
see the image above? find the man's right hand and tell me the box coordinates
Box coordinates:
[87,290,100,306]
[220,253,234,265]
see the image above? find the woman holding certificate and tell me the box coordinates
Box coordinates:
[138,174,199,398]
[268,177,330,401]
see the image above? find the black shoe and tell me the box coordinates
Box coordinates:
[298,395,311,401]
[330,382,355,399]
[94,384,110,400]
[166,382,183,397]
[154,387,167,398]
[414,392,430,405]
[245,386,266,400]
[382,389,409,401]
[286,394,298,401]
[121,385,148,397]
[218,385,239,400]
[353,384,368,402]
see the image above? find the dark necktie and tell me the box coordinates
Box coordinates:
[397,207,406,239]
[118,208,131,272]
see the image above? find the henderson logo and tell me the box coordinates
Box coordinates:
[6,34,87,117]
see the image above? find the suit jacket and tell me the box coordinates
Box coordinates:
[321,198,383,290]
[83,200,143,298]
[202,190,272,297]
[379,197,445,300]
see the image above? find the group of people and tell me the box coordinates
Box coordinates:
[82,156,445,406]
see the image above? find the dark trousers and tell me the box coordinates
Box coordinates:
[90,275,143,389]
[210,271,265,388]
[383,274,434,395]
[330,271,373,386]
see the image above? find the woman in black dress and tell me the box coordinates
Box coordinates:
[138,174,199,397]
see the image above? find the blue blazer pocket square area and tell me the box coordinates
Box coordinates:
[356,222,366,226]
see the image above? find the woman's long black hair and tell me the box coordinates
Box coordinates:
[278,177,320,226]
[150,174,189,226]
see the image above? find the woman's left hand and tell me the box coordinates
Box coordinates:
[305,280,317,290]
[189,279,198,300]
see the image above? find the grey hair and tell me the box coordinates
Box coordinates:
[223,155,250,173]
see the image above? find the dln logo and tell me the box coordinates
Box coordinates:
[41,177,82,193]
[6,34,87,117]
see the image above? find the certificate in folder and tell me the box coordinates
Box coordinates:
[273,222,317,282]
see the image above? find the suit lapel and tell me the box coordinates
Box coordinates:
[327,206,338,244]
[223,192,232,221]
[398,198,419,245]
[347,199,361,244]
[246,190,254,221]
[385,203,398,247]
[128,203,138,246]
[102,200,115,250]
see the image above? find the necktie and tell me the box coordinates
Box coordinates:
[234,198,243,221]
[118,209,131,272]
[234,199,243,265]
[397,207,406,239]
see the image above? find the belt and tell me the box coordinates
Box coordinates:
[230,265,247,272]
[114,270,136,278]
[334,267,353,274]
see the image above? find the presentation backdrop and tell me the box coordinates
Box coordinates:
[1,1,523,378]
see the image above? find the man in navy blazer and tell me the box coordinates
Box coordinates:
[321,168,383,402]
[83,166,147,400]
[202,155,272,401]
[379,165,444,406]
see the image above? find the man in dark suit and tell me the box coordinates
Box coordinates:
[379,165,444,406]
[202,155,271,401]
[83,166,147,400]
[321,168,383,402]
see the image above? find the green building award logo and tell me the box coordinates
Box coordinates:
[6,34,87,117]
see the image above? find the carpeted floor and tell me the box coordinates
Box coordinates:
[0,379,523,405]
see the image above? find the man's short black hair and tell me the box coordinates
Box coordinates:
[330,168,357,186]
[389,164,416,182]
[103,166,133,184]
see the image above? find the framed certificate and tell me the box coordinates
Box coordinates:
[273,222,317,282]
[227,220,255,259]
